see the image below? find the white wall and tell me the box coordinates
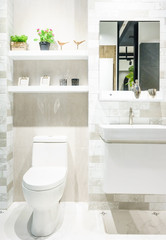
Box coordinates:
[99,58,113,91]
[14,0,87,50]
[99,22,117,91]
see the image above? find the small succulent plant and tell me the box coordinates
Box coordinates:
[10,35,28,42]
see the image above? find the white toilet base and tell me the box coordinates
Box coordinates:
[31,202,59,237]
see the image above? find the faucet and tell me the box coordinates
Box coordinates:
[129,107,134,125]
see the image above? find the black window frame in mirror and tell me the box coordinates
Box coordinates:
[99,21,160,91]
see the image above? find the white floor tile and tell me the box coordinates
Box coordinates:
[1,202,166,240]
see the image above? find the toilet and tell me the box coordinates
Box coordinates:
[22,136,67,237]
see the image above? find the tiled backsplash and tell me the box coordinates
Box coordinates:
[88,0,166,210]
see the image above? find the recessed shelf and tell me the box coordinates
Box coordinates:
[8,50,88,60]
[8,86,89,93]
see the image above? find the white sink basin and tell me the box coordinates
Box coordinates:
[99,124,166,143]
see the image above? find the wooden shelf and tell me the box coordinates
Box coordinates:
[8,86,89,93]
[8,50,88,60]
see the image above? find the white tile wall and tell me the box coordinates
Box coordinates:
[88,0,166,210]
[0,0,13,209]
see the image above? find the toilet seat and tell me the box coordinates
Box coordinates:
[23,167,67,191]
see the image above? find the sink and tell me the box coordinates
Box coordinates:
[99,124,166,143]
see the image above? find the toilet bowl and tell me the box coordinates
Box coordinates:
[22,136,67,237]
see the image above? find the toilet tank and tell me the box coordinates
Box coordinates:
[32,136,67,167]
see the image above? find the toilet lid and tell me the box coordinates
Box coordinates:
[22,167,67,191]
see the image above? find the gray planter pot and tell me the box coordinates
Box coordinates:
[39,42,50,50]
[71,78,79,86]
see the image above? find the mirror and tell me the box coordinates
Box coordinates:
[99,21,160,91]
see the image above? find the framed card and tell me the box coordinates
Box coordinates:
[18,77,29,86]
[40,76,50,86]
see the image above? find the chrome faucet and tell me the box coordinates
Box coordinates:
[129,107,134,125]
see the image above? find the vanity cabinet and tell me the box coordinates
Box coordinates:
[100,124,166,194]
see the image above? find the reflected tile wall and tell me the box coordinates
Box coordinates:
[88,0,166,210]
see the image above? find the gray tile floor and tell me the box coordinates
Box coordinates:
[102,209,166,234]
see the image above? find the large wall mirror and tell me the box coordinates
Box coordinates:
[99,21,160,92]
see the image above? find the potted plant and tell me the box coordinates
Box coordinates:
[125,65,134,89]
[10,35,28,51]
[34,28,55,50]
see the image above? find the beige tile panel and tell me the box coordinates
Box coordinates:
[0,71,6,78]
[0,178,6,186]
[89,193,107,202]
[89,132,100,140]
[149,203,166,211]
[7,181,13,192]
[105,194,114,202]
[7,152,13,161]
[145,194,166,203]
[140,103,161,118]
[108,202,119,209]
[13,93,88,127]
[160,102,166,117]
[0,18,7,33]
[114,194,145,203]
[0,116,6,124]
[0,193,7,201]
[89,156,101,163]
[0,163,7,171]
[7,124,12,131]
[0,132,6,138]
[88,201,110,210]
[7,108,12,117]
[119,202,149,210]
[0,139,6,147]
[13,60,88,86]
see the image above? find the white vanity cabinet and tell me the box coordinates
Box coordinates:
[100,124,166,194]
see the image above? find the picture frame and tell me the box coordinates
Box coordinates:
[40,76,50,86]
[18,77,29,86]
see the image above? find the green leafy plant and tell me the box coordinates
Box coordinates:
[34,28,55,43]
[125,65,134,87]
[10,35,28,42]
